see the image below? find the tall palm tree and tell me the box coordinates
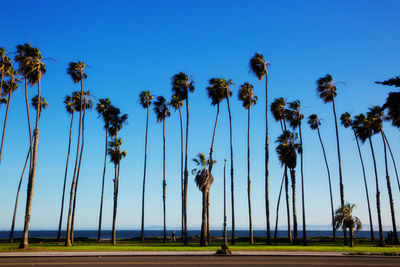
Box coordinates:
[285,100,305,244]
[340,112,374,242]
[270,97,291,242]
[367,106,398,245]
[308,114,336,241]
[192,152,215,247]
[10,95,47,243]
[108,138,127,245]
[354,113,384,244]
[0,48,12,106]
[95,98,112,242]
[171,72,194,245]
[65,61,87,247]
[139,91,153,242]
[154,96,171,243]
[169,94,184,240]
[316,74,346,243]
[249,53,271,244]
[238,82,257,244]
[19,46,46,249]
[0,67,19,163]
[205,77,232,243]
[334,203,362,247]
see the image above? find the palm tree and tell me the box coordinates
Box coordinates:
[95,98,112,242]
[205,77,232,243]
[367,106,398,245]
[19,46,46,249]
[238,82,257,244]
[354,113,384,244]
[139,91,153,242]
[9,95,47,243]
[108,138,127,245]
[340,112,374,242]
[0,67,19,163]
[65,61,87,247]
[249,53,271,244]
[285,100,305,244]
[154,96,171,243]
[171,72,194,245]
[375,76,399,128]
[308,114,336,241]
[169,94,184,240]
[316,74,346,243]
[192,153,215,247]
[334,203,362,247]
[270,97,291,242]
[0,48,12,105]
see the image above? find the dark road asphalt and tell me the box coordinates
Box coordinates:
[0,256,399,266]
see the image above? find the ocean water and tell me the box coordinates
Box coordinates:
[0,230,389,239]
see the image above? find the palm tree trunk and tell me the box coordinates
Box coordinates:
[381,132,399,245]
[97,127,108,242]
[0,92,11,163]
[65,78,84,247]
[20,74,42,249]
[316,126,336,241]
[274,172,285,241]
[163,119,167,243]
[183,98,189,245]
[57,111,75,241]
[349,227,354,247]
[111,164,118,245]
[331,98,346,244]
[141,106,150,242]
[223,159,227,246]
[265,69,270,244]
[226,91,235,245]
[299,125,306,245]
[247,106,253,244]
[368,137,384,245]
[179,108,184,241]
[71,101,87,243]
[200,190,208,246]
[383,132,400,194]
[24,79,33,188]
[284,165,292,243]
[10,148,30,243]
[351,127,374,242]
[290,168,297,243]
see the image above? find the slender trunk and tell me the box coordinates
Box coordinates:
[20,74,42,249]
[382,132,399,245]
[351,127,374,242]
[383,132,400,194]
[247,106,253,244]
[57,111,75,241]
[349,227,354,247]
[331,99,346,244]
[200,190,208,246]
[299,125,306,245]
[179,108,184,241]
[65,77,84,247]
[71,101,87,243]
[223,159,227,246]
[97,127,108,242]
[274,172,285,241]
[24,79,33,191]
[141,106,150,242]
[284,165,292,243]
[265,69,270,244]
[163,119,167,243]
[290,168,298,243]
[10,148,30,242]
[226,91,235,245]
[316,127,336,241]
[183,98,189,245]
[0,92,11,162]
[368,137,384,245]
[111,164,118,245]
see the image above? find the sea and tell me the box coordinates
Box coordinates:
[0,230,388,240]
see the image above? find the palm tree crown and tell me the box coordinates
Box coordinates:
[192,153,215,192]
[153,96,171,123]
[108,107,128,138]
[270,97,286,122]
[276,131,301,170]
[15,45,46,86]
[340,112,353,128]
[238,82,257,109]
[108,138,127,165]
[334,203,362,232]
[285,100,304,129]
[139,91,153,109]
[316,74,337,103]
[169,94,183,111]
[67,61,87,84]
[31,95,48,114]
[249,53,267,81]
[207,78,233,106]
[172,72,194,101]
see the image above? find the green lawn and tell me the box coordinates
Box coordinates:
[0,237,399,254]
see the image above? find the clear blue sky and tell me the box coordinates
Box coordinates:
[0,0,399,231]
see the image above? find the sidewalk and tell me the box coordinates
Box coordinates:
[0,251,346,257]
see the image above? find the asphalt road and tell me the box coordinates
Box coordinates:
[0,256,399,266]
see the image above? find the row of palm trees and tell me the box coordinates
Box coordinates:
[1,44,399,248]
